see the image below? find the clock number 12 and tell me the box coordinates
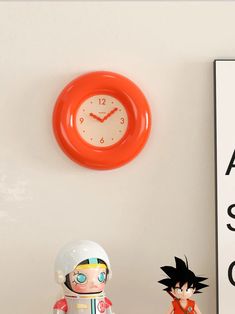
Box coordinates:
[99,98,106,105]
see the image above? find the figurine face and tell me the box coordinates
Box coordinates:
[69,264,107,294]
[171,282,195,301]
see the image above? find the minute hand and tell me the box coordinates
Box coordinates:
[101,107,118,122]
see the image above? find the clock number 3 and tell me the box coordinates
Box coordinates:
[120,117,125,124]
[98,98,106,105]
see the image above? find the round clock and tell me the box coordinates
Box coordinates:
[53,71,151,170]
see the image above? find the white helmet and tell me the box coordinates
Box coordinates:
[55,240,112,285]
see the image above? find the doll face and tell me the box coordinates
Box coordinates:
[171,282,195,301]
[69,265,107,294]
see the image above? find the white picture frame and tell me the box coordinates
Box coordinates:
[214,59,235,313]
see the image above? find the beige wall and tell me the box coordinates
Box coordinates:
[1,1,232,313]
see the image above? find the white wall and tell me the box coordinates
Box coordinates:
[1,1,233,313]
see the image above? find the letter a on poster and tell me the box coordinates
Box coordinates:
[214,60,235,313]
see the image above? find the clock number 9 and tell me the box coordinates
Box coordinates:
[80,117,84,124]
[120,118,125,124]
[98,98,106,105]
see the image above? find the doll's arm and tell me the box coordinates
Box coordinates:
[105,297,113,314]
[53,298,68,314]
[54,309,67,314]
[194,303,202,314]
[105,306,113,314]
[166,303,174,314]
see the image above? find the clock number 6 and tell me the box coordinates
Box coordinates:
[98,98,106,105]
[120,117,125,124]
[100,137,104,144]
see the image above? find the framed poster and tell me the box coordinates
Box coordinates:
[214,59,235,313]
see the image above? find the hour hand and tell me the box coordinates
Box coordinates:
[89,112,103,122]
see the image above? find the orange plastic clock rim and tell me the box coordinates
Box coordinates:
[53,71,151,170]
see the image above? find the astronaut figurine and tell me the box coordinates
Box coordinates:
[53,240,113,314]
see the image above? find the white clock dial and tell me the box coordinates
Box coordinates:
[76,95,128,147]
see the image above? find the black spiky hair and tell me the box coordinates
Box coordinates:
[158,256,208,294]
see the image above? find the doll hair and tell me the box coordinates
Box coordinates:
[65,259,109,292]
[158,256,208,294]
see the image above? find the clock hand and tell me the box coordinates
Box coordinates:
[89,112,103,122]
[101,107,118,122]
[89,107,118,123]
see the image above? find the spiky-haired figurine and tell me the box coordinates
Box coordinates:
[159,257,208,314]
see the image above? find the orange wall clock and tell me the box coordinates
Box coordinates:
[53,71,151,170]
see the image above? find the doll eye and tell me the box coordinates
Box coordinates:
[186,288,193,294]
[98,272,106,283]
[75,273,87,284]
[175,288,182,294]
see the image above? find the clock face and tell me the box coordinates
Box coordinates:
[76,95,128,147]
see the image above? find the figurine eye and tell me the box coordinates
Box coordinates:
[98,272,106,283]
[75,273,87,284]
[186,288,193,294]
[175,288,182,294]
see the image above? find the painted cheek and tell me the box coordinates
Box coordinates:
[98,282,105,290]
[73,283,88,292]
[175,292,180,298]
